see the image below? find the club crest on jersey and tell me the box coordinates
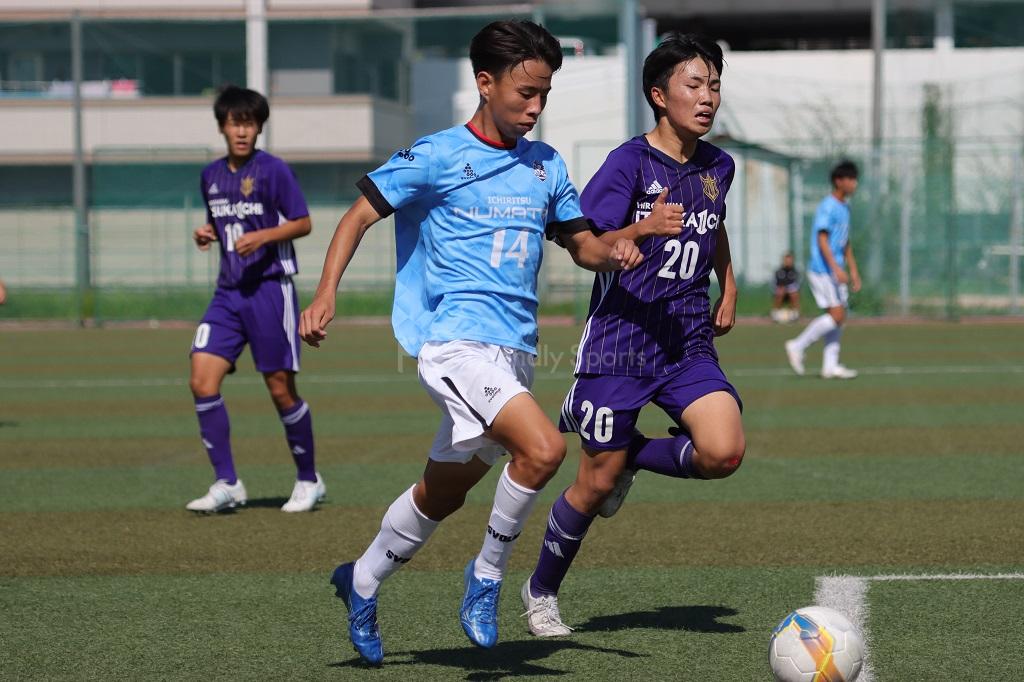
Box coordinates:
[461,163,477,180]
[397,147,415,161]
[532,160,547,181]
[700,173,719,202]
[240,176,255,197]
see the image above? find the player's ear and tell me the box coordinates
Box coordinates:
[650,86,667,112]
[476,70,495,102]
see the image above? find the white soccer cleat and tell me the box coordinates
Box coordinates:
[821,365,858,380]
[784,340,805,376]
[281,473,326,512]
[186,479,247,513]
[521,580,572,637]
[598,468,636,518]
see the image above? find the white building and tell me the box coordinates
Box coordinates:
[1,0,1021,302]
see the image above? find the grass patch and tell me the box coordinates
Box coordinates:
[0,321,1021,678]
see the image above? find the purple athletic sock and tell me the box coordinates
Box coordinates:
[529,492,596,597]
[194,394,236,484]
[279,400,316,482]
[628,430,706,479]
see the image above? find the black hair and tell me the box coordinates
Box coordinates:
[642,33,724,119]
[830,160,859,184]
[469,20,563,78]
[213,85,269,128]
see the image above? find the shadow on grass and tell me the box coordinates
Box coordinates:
[329,638,643,678]
[244,497,291,509]
[576,605,744,634]
[0,421,19,428]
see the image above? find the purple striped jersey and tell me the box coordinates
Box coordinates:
[200,150,309,288]
[575,137,735,377]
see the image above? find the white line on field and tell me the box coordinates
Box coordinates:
[731,364,1024,378]
[814,573,1024,682]
[1,364,1022,390]
[865,572,1024,581]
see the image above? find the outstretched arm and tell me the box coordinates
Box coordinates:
[562,229,643,273]
[299,197,383,347]
[712,224,738,336]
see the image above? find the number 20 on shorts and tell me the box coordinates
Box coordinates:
[580,400,614,444]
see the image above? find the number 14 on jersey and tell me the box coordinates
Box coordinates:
[490,229,530,269]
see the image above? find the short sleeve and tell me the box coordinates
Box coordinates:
[812,201,834,235]
[579,151,635,233]
[720,155,735,222]
[544,154,589,245]
[200,173,212,225]
[274,161,310,221]
[358,139,436,218]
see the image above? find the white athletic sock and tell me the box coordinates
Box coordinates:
[793,313,838,351]
[474,463,541,582]
[822,326,843,373]
[352,485,438,598]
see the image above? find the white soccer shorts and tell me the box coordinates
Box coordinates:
[417,339,535,465]
[807,271,849,309]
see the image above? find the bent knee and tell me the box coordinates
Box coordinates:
[267,387,296,410]
[189,375,218,398]
[697,442,746,479]
[516,435,566,484]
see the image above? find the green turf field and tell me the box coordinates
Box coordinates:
[1,320,1022,680]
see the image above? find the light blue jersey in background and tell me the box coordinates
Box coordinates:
[357,124,589,357]
[807,194,851,275]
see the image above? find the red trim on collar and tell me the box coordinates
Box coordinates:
[465,121,517,150]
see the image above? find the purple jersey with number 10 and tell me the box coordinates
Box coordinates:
[575,137,735,377]
[200,149,310,288]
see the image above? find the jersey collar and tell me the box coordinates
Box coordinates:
[465,122,518,150]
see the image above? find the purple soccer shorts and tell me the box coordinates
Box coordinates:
[559,358,741,450]
[190,276,300,374]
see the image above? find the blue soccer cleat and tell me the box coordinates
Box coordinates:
[460,558,502,648]
[330,562,383,665]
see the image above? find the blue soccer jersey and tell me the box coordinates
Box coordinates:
[574,136,735,377]
[807,195,850,275]
[200,150,310,288]
[357,123,589,357]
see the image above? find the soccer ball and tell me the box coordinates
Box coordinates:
[768,606,864,682]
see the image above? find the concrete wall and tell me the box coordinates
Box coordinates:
[410,53,792,284]
[721,47,1024,150]
[0,203,596,294]
[0,96,410,163]
[0,0,395,12]
[6,44,1022,290]
[0,204,392,288]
